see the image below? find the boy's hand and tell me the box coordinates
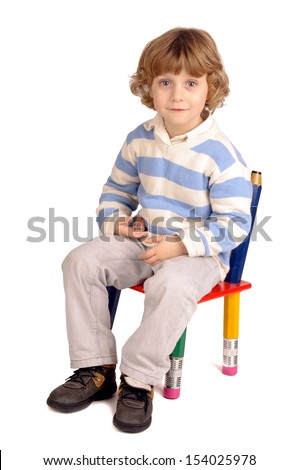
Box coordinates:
[114,216,148,240]
[138,235,188,265]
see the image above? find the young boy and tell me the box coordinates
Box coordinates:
[47,27,252,433]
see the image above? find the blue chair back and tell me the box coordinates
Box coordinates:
[225,171,262,284]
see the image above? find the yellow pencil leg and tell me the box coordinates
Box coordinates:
[222,293,240,375]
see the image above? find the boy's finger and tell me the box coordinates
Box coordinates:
[144,235,164,244]
[132,231,148,238]
[138,247,155,259]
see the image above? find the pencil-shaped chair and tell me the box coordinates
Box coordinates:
[163,170,262,397]
[108,170,262,399]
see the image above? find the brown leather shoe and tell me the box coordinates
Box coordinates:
[113,375,153,433]
[47,365,116,413]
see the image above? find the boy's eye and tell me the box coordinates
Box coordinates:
[160,80,171,86]
[186,81,197,87]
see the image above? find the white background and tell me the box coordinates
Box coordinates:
[0,1,298,469]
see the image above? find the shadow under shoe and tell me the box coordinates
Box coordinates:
[47,366,117,413]
[113,375,153,433]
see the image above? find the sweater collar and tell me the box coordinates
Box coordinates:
[143,113,214,144]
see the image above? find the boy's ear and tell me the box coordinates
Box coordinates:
[200,108,209,120]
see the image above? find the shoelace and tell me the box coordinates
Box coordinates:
[66,368,98,387]
[121,384,149,412]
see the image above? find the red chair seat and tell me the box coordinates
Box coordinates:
[130,280,252,303]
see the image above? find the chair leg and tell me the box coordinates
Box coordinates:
[163,329,187,399]
[222,292,240,376]
[107,286,121,328]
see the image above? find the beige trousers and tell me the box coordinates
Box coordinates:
[62,235,221,385]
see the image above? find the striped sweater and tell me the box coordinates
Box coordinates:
[97,113,252,279]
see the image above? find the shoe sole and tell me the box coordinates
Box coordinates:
[113,414,152,433]
[47,381,117,413]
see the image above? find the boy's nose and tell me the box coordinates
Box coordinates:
[170,85,184,101]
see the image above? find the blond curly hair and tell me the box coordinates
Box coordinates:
[130,27,229,113]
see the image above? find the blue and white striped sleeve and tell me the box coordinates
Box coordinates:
[96,138,140,235]
[180,161,252,258]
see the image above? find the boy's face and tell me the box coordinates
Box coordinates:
[151,70,208,138]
